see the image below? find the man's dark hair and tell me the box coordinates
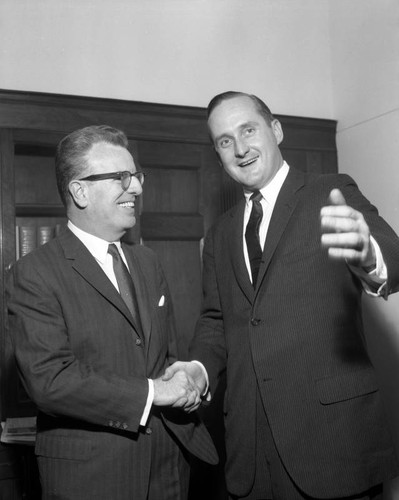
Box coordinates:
[55,125,129,207]
[207,91,275,126]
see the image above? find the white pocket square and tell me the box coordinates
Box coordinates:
[158,295,165,307]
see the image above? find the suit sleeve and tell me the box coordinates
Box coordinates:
[189,226,227,393]
[7,256,149,433]
[337,174,399,296]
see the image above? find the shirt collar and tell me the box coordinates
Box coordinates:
[244,161,290,206]
[67,221,122,265]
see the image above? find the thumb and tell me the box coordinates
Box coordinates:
[328,188,347,206]
[162,362,182,381]
[162,366,174,381]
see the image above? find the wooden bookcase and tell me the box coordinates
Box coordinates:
[0,89,337,499]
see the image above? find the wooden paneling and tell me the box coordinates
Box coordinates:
[0,92,211,144]
[14,156,60,205]
[143,169,200,213]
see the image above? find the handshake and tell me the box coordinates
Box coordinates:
[153,361,207,413]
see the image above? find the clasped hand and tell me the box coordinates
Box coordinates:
[320,188,375,269]
[153,362,206,413]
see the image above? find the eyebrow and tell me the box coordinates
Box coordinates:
[239,120,259,130]
[213,120,259,144]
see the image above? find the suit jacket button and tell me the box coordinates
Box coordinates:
[122,423,128,430]
[145,427,152,435]
[108,420,114,427]
[135,338,142,346]
[251,318,261,326]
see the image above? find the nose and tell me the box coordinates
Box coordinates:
[234,137,249,158]
[127,175,143,195]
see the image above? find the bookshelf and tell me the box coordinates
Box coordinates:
[14,136,67,259]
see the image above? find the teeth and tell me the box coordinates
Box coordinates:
[240,156,259,167]
[119,202,134,208]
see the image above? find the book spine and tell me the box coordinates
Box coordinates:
[55,223,64,236]
[15,226,20,260]
[18,226,37,258]
[37,225,55,246]
[17,224,61,259]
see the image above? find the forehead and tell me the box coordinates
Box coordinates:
[86,142,134,171]
[208,96,264,138]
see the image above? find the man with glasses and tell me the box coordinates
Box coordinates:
[7,125,217,500]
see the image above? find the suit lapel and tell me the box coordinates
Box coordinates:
[59,229,143,337]
[255,167,305,291]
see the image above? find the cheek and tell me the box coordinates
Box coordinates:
[220,152,238,172]
[219,150,231,165]
[90,197,117,220]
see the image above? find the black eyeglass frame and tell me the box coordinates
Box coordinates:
[78,170,146,191]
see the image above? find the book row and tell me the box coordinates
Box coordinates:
[16,224,64,259]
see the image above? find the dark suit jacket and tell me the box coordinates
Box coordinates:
[7,228,217,500]
[190,167,399,498]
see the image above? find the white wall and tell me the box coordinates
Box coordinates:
[0,0,333,116]
[330,0,399,231]
[329,0,399,476]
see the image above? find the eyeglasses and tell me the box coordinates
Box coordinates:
[79,171,146,191]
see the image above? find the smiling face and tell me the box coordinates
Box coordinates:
[71,142,142,242]
[208,95,284,191]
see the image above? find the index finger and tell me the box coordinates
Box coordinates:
[320,204,358,219]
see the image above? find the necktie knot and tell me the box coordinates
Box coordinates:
[250,190,263,203]
[108,243,120,260]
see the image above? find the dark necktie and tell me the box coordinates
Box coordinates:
[108,243,142,335]
[245,191,263,287]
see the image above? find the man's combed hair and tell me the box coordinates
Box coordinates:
[207,91,275,126]
[55,125,129,207]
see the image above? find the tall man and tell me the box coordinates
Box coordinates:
[165,92,399,499]
[7,125,217,500]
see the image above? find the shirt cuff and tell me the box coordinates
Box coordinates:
[191,360,211,402]
[140,379,154,427]
[349,236,387,298]
[369,235,387,281]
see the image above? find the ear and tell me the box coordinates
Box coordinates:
[68,180,89,209]
[271,119,284,145]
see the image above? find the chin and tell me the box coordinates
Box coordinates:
[124,216,136,230]
[241,181,259,191]
[121,211,136,223]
